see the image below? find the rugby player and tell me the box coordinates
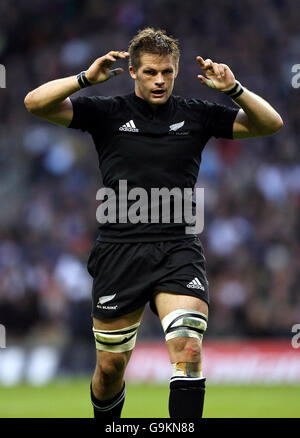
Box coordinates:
[24,28,283,418]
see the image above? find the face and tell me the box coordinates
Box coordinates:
[129,53,178,109]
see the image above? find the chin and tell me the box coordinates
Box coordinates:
[149,95,169,106]
[151,100,166,106]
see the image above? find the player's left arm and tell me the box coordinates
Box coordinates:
[197,56,283,139]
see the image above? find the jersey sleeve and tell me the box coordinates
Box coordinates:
[203,100,239,139]
[68,95,113,133]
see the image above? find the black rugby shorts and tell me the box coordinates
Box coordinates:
[87,237,209,320]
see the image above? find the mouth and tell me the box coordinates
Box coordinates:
[151,89,166,98]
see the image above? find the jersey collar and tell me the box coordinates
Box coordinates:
[129,92,174,119]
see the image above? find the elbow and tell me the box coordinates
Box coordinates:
[272,115,284,133]
[24,91,42,114]
[261,115,284,136]
[24,92,34,112]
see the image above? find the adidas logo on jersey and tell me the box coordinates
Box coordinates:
[186,277,205,290]
[119,120,139,132]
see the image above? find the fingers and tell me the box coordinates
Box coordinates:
[197,74,207,85]
[216,63,229,79]
[196,56,206,67]
[197,56,214,72]
[196,56,227,79]
[88,51,128,84]
[96,51,129,66]
[107,51,129,60]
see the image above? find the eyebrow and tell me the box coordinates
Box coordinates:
[143,67,174,73]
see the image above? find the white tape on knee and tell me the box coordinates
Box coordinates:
[93,321,140,353]
[161,309,207,342]
[172,363,203,379]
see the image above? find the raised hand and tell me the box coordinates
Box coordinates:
[85,51,129,84]
[196,56,235,91]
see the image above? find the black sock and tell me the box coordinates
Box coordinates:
[169,377,206,418]
[90,382,126,419]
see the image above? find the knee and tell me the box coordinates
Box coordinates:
[169,337,202,362]
[95,352,127,386]
[161,309,207,363]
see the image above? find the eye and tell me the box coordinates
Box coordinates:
[144,69,156,75]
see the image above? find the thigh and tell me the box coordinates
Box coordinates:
[154,292,208,322]
[93,305,145,367]
[93,305,145,330]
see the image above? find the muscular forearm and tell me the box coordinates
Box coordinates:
[233,86,283,135]
[24,75,80,114]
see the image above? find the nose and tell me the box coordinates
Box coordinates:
[155,73,165,86]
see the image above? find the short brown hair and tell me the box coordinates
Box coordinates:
[128,27,180,70]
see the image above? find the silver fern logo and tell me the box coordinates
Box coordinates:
[169,121,189,135]
[98,293,117,305]
[169,121,185,131]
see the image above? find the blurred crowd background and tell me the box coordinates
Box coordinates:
[0,0,299,357]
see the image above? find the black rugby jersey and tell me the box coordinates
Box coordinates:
[68,92,238,242]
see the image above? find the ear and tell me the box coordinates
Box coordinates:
[129,65,137,80]
[174,62,179,78]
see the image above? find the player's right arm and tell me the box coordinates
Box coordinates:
[24,76,79,127]
[24,51,129,127]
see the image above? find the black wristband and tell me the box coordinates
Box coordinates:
[223,81,239,96]
[77,71,92,88]
[222,81,244,99]
[230,88,244,99]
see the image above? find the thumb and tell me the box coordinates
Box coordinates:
[197,75,217,89]
[102,68,124,83]
[108,68,124,78]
